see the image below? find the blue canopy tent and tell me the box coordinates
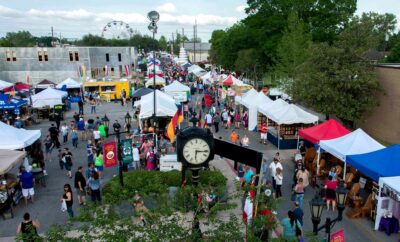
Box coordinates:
[346,145,400,181]
[0,93,27,110]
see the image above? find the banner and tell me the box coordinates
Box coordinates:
[121,139,133,165]
[330,228,345,242]
[104,141,118,167]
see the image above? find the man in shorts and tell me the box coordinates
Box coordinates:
[74,166,87,205]
[19,166,35,206]
[260,122,267,145]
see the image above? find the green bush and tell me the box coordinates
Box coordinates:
[102,170,227,207]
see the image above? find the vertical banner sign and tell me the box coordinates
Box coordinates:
[104,141,118,167]
[121,139,133,165]
[330,228,345,242]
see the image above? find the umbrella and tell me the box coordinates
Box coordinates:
[132,88,153,98]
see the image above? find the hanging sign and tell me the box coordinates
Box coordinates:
[330,228,345,242]
[121,139,133,165]
[104,141,118,167]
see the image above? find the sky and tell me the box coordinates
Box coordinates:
[0,0,399,42]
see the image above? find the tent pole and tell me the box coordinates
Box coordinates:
[266,117,269,140]
[343,160,347,181]
[316,146,321,175]
[278,125,280,150]
[296,135,300,150]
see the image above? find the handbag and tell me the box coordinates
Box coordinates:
[86,186,92,196]
[61,199,67,212]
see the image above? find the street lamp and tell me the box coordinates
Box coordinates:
[102,114,110,136]
[311,182,348,241]
[148,10,159,149]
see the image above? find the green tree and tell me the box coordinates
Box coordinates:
[158,35,168,51]
[386,41,400,62]
[1,31,36,47]
[234,48,263,84]
[293,16,381,124]
[209,30,227,65]
[359,12,397,51]
[274,12,311,87]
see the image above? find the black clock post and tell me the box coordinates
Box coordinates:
[177,127,215,186]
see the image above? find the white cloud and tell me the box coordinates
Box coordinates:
[156,3,177,13]
[0,5,236,26]
[235,5,246,13]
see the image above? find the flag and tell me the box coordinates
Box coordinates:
[166,109,184,143]
[26,74,30,85]
[105,65,109,76]
[242,191,255,224]
[124,65,130,76]
[78,66,83,77]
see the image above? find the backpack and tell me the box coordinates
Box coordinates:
[64,154,72,166]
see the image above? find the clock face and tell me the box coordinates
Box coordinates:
[182,138,210,165]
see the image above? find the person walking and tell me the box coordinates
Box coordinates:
[19,166,35,206]
[48,123,60,148]
[296,166,310,192]
[77,118,86,141]
[293,201,304,226]
[230,129,239,144]
[16,213,40,241]
[74,166,87,206]
[325,175,338,211]
[132,143,140,170]
[78,99,84,115]
[281,210,302,241]
[241,133,249,147]
[235,112,241,129]
[94,150,104,179]
[275,168,283,198]
[269,158,283,191]
[62,148,73,178]
[44,135,54,162]
[221,109,229,129]
[204,111,212,129]
[90,98,96,114]
[88,171,101,203]
[62,184,74,218]
[293,178,305,208]
[212,112,221,133]
[61,123,69,144]
[71,128,78,148]
[260,122,267,145]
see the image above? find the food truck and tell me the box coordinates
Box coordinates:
[83,80,130,101]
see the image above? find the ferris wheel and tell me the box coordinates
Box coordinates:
[102,21,134,39]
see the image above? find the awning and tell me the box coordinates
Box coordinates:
[0,149,26,175]
[298,119,351,144]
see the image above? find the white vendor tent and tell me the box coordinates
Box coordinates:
[56,78,81,89]
[31,87,68,108]
[164,81,191,103]
[0,149,26,175]
[258,98,289,118]
[0,80,14,90]
[0,121,41,149]
[242,91,273,131]
[235,88,257,105]
[375,176,400,231]
[320,128,385,179]
[138,90,177,119]
[268,104,319,125]
[145,76,166,87]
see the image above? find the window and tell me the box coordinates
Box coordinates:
[12,51,16,62]
[111,67,114,73]
[118,53,122,62]
[38,51,43,62]
[106,53,110,62]
[74,52,79,61]
[6,51,11,62]
[44,51,48,61]
[69,52,74,61]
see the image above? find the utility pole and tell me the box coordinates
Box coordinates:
[193,19,197,63]
[59,33,62,46]
[171,32,175,54]
[182,28,185,48]
[51,26,54,47]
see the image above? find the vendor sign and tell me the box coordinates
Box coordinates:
[104,141,118,167]
[121,139,133,165]
[330,228,344,242]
